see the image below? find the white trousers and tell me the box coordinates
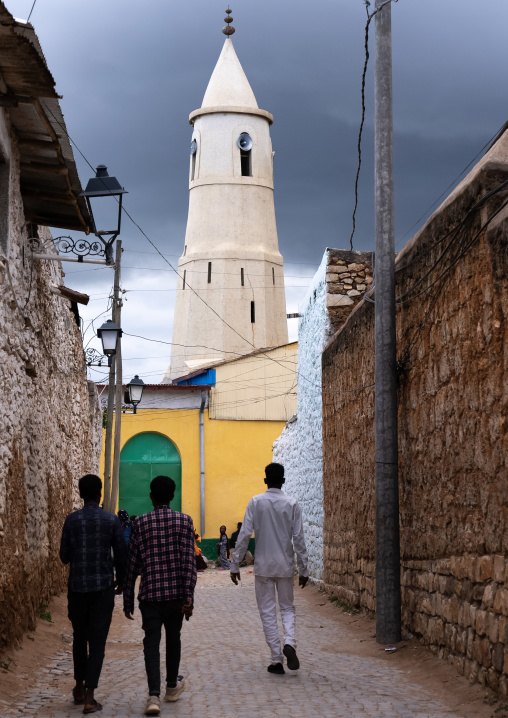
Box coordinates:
[254,576,296,665]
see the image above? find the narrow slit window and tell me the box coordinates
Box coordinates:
[272,267,275,285]
[240,150,251,177]
[190,139,197,181]
[251,301,255,323]
[241,268,244,286]
[238,133,252,177]
[183,244,187,256]
[183,270,186,290]
[208,261,212,283]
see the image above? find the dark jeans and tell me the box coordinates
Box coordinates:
[67,586,115,689]
[139,600,184,696]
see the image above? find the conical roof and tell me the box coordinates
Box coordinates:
[201,38,258,109]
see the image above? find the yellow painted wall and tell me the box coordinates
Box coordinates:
[202,417,285,539]
[100,408,284,539]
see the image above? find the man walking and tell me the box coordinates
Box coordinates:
[230,463,308,674]
[60,474,126,714]
[123,475,197,716]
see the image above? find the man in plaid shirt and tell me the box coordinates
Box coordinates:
[123,475,197,716]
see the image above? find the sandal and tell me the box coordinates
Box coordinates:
[83,700,102,714]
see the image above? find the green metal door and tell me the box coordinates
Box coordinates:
[119,433,182,516]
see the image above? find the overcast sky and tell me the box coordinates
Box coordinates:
[9,0,508,383]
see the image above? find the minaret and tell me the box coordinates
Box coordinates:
[165,9,288,381]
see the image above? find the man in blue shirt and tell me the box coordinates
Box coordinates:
[60,474,126,714]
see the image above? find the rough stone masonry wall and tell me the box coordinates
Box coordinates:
[321,156,508,695]
[274,250,373,581]
[0,109,102,649]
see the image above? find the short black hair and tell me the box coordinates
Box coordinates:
[79,474,102,501]
[150,475,176,504]
[265,462,284,484]
[237,522,242,529]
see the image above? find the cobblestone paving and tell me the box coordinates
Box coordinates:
[3,571,466,717]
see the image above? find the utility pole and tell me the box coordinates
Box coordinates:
[103,240,122,512]
[374,0,401,644]
[111,241,123,512]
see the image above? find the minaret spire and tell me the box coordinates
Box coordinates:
[165,21,287,382]
[222,6,235,36]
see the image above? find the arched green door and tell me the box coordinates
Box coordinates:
[119,433,182,517]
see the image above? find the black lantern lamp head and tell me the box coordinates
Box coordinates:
[127,375,145,414]
[97,319,122,366]
[81,165,127,265]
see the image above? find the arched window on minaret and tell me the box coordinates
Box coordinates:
[238,133,252,177]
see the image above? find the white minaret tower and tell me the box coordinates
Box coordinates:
[165,10,288,381]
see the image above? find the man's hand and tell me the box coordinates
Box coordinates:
[299,575,308,589]
[114,581,123,595]
[230,571,241,585]
[124,609,134,621]
[182,599,193,621]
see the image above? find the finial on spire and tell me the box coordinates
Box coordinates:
[222,6,235,36]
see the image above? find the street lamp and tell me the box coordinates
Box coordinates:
[126,375,145,414]
[80,165,128,265]
[97,319,122,366]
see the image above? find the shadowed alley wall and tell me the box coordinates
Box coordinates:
[322,133,508,695]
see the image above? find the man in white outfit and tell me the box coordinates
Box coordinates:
[230,463,308,674]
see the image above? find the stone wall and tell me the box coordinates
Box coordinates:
[321,135,508,695]
[0,109,102,649]
[274,250,373,581]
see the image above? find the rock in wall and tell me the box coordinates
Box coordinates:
[274,250,373,581]
[322,154,508,695]
[0,114,102,649]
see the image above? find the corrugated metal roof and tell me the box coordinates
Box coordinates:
[96,384,210,391]
[0,4,90,232]
[209,343,297,421]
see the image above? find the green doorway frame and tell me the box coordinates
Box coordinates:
[119,432,182,517]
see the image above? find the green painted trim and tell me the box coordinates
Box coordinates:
[199,538,255,561]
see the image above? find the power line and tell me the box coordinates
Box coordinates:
[349,0,398,251]
[27,0,37,23]
[395,121,508,249]
[40,99,312,382]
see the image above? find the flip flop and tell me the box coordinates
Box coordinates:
[83,700,102,714]
[72,688,85,705]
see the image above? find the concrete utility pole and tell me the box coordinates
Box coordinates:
[111,241,123,513]
[374,0,401,644]
[103,240,122,512]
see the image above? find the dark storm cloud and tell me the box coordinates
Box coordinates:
[9,0,507,380]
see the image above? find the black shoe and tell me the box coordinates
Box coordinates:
[283,644,300,670]
[267,662,285,674]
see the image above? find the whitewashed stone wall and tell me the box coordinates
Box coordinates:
[274,254,327,580]
[274,249,373,582]
[0,108,102,649]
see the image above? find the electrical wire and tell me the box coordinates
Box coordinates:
[39,100,313,385]
[395,180,508,303]
[395,120,508,249]
[349,0,398,251]
[26,0,37,23]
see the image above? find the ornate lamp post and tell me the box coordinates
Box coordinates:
[80,165,128,266]
[126,375,145,414]
[97,319,122,367]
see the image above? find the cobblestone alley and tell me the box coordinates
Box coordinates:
[0,570,497,718]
